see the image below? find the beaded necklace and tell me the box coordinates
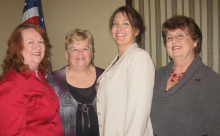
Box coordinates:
[170,68,184,82]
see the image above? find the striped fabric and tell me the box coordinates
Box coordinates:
[22,0,46,30]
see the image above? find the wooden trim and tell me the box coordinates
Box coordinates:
[126,0,132,7]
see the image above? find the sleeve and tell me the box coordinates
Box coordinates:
[210,105,220,136]
[124,51,155,136]
[204,74,220,136]
[0,82,28,136]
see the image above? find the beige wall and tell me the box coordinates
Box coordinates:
[0,1,24,73]
[0,0,125,73]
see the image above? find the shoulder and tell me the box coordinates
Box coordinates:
[197,63,220,84]
[95,66,104,71]
[46,67,65,79]
[95,66,105,79]
[156,66,167,75]
[0,70,31,94]
[192,55,219,81]
[130,46,148,55]
[200,63,219,76]
[1,70,29,85]
[127,47,152,63]
[46,68,68,90]
[154,65,171,83]
[0,71,16,90]
[0,70,16,84]
[95,66,104,73]
[125,47,155,75]
[52,67,66,74]
[156,60,173,76]
[194,63,220,103]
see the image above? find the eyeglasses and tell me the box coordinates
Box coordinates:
[165,33,189,43]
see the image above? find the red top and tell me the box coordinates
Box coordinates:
[0,70,63,136]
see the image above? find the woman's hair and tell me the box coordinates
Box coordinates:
[0,22,51,79]
[64,29,95,64]
[109,6,145,45]
[162,15,202,54]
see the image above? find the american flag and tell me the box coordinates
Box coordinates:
[22,0,46,30]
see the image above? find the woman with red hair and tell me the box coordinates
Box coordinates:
[0,23,63,136]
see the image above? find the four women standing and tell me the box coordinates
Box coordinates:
[0,6,219,136]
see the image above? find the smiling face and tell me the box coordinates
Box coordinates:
[166,28,197,61]
[111,12,139,49]
[66,40,92,68]
[22,28,45,72]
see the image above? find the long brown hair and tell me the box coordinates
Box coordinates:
[0,23,51,80]
[109,6,145,45]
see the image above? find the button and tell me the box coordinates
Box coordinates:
[99,124,102,127]
[52,98,54,100]
[97,112,101,115]
[56,109,58,112]
[45,87,47,89]
[97,99,100,102]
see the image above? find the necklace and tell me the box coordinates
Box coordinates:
[170,68,184,82]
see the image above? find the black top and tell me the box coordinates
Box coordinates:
[68,82,99,136]
[69,82,96,103]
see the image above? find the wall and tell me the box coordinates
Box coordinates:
[0,1,24,73]
[0,0,125,73]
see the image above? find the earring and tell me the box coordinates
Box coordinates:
[169,56,172,60]
[194,48,197,54]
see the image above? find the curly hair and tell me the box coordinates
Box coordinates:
[0,23,51,79]
[162,15,202,54]
[64,29,95,64]
[109,6,145,45]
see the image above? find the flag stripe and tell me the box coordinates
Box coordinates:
[22,7,39,22]
[24,16,40,25]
